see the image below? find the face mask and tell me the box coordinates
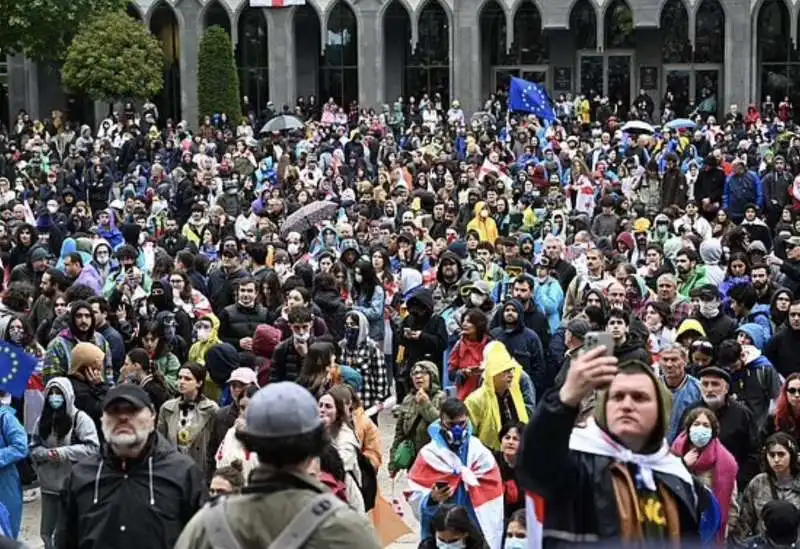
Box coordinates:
[354,273,363,284]
[504,538,528,549]
[689,425,713,448]
[294,331,310,343]
[47,205,58,214]
[345,327,359,347]
[470,293,484,307]
[48,394,65,409]
[699,301,720,319]
[275,264,289,276]
[436,539,466,549]
[288,243,300,255]
[195,327,211,342]
[656,224,667,235]
[442,424,467,446]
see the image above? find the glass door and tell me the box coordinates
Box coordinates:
[607,54,632,107]
[493,68,520,93]
[520,66,549,88]
[695,66,721,118]
[663,66,691,115]
[579,54,603,97]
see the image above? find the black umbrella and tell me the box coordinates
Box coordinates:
[280,200,339,236]
[260,114,305,134]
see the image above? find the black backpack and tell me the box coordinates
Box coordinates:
[351,449,377,511]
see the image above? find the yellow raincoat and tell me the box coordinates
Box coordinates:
[465,342,529,451]
[465,201,499,244]
[187,314,223,401]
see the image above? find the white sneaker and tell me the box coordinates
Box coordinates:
[23,487,39,503]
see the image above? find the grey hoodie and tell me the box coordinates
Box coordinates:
[30,377,100,494]
[699,239,725,286]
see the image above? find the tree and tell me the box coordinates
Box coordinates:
[4,0,127,62]
[197,26,242,122]
[62,11,165,103]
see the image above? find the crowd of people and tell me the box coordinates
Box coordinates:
[0,88,798,548]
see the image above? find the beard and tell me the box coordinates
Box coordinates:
[704,394,725,411]
[102,415,152,456]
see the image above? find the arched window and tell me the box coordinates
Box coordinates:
[694,0,724,63]
[204,1,231,35]
[758,0,799,112]
[237,8,269,114]
[150,2,181,121]
[604,0,635,49]
[320,1,358,107]
[383,1,412,102]
[570,0,597,50]
[661,0,690,63]
[511,1,547,65]
[406,0,450,102]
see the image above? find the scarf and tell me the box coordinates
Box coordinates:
[671,433,737,542]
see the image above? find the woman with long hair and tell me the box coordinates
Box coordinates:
[351,259,385,344]
[719,251,751,300]
[318,388,365,512]
[209,460,245,497]
[419,504,489,549]
[644,300,676,359]
[734,433,800,541]
[157,363,219,478]
[670,407,738,542]
[449,308,490,400]
[122,348,170,417]
[169,271,212,319]
[765,373,800,441]
[259,270,283,323]
[215,385,259,483]
[30,378,99,549]
[296,341,343,399]
[139,321,181,395]
[495,422,525,520]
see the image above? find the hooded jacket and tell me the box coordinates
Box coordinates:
[57,432,205,549]
[30,377,100,494]
[338,310,388,410]
[732,324,782,430]
[465,342,533,451]
[252,324,281,386]
[388,360,446,474]
[432,251,467,315]
[465,201,499,243]
[490,299,546,395]
[699,240,725,287]
[43,309,113,383]
[398,289,448,371]
[519,361,713,546]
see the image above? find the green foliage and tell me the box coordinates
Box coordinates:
[4,0,127,62]
[197,26,242,122]
[62,10,165,102]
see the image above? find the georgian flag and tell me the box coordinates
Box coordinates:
[478,157,513,188]
[525,492,545,549]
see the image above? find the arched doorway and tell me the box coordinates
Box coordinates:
[204,0,231,35]
[383,1,411,103]
[150,2,181,122]
[661,0,691,114]
[693,0,724,118]
[237,8,269,116]
[320,1,358,107]
[481,0,548,97]
[572,0,599,98]
[757,0,798,117]
[406,0,450,103]
[294,5,321,103]
[126,2,142,20]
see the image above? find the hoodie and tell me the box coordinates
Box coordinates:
[339,310,388,410]
[699,240,725,286]
[252,324,281,386]
[465,201,499,243]
[489,299,546,395]
[733,324,782,430]
[465,342,533,451]
[30,377,100,494]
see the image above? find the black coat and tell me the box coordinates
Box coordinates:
[218,303,269,350]
[207,267,249,314]
[695,312,737,347]
[397,290,447,373]
[67,375,108,443]
[518,391,709,547]
[56,433,205,549]
[765,324,800,378]
[206,403,238,477]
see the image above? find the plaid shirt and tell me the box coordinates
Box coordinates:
[640,297,694,328]
[338,338,388,410]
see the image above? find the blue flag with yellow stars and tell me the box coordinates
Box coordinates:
[0,342,38,398]
[509,77,557,123]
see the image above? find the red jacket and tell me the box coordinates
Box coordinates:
[449,335,489,400]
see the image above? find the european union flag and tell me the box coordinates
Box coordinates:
[509,77,557,123]
[0,343,38,398]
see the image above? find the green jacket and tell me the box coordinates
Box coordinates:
[173,469,381,549]
[388,360,446,474]
[155,352,181,395]
[678,265,709,297]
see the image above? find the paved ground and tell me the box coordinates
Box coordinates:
[18,408,420,548]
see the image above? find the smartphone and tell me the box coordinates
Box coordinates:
[434,480,449,492]
[581,331,615,358]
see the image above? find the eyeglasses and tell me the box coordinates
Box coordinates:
[787,388,800,396]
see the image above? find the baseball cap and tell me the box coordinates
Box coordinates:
[102,384,154,411]
[227,367,258,386]
[566,318,591,341]
[690,284,721,301]
[240,382,322,439]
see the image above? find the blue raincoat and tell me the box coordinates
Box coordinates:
[0,405,28,539]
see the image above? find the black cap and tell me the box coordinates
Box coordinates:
[762,500,800,545]
[689,284,721,301]
[102,384,154,411]
[697,366,731,385]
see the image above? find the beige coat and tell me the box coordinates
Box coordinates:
[158,396,218,479]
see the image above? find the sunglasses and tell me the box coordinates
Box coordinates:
[787,388,800,396]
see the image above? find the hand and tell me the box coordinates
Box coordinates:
[683,448,700,467]
[430,484,454,504]
[408,330,422,340]
[415,389,429,405]
[558,345,619,408]
[240,337,253,351]
[85,368,103,385]
[768,254,784,267]
[48,449,60,462]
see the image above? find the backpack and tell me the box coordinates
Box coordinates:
[204,491,345,549]
[351,449,377,512]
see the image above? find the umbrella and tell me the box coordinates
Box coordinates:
[621,120,655,134]
[280,200,339,236]
[666,118,697,131]
[470,111,497,126]
[260,115,305,134]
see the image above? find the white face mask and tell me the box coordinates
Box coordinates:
[195,327,211,342]
[699,301,720,319]
[470,293,484,307]
[47,205,58,214]
[504,538,528,549]
[436,538,466,549]
[288,243,300,256]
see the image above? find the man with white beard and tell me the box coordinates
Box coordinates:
[55,385,205,549]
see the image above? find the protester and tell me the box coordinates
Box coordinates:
[419,504,490,549]
[0,391,28,540]
[494,422,524,520]
[318,388,365,511]
[213,385,259,482]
